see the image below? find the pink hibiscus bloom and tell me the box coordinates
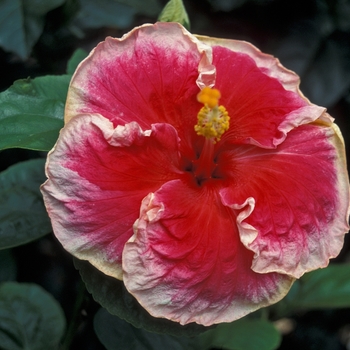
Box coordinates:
[41,22,350,326]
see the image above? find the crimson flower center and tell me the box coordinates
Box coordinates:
[191,138,219,185]
[184,86,230,186]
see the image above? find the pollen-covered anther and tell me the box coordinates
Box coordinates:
[195,87,230,143]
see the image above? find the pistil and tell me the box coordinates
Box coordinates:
[192,87,230,183]
[193,137,216,182]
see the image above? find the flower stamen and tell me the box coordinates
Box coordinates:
[195,87,230,143]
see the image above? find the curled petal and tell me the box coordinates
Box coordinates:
[123,180,294,326]
[41,114,183,279]
[228,197,257,247]
[219,122,350,278]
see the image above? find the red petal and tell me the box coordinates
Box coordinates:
[218,122,349,278]
[213,46,325,148]
[41,114,183,279]
[123,180,293,326]
[196,36,304,94]
[65,23,211,148]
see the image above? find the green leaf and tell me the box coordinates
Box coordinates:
[0,0,66,59]
[197,318,281,350]
[0,159,52,249]
[94,308,195,350]
[74,258,211,337]
[0,75,70,151]
[0,282,66,350]
[158,0,190,30]
[275,263,350,317]
[66,48,88,74]
[0,250,17,282]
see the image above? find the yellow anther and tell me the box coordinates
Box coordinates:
[197,87,221,109]
[195,87,230,143]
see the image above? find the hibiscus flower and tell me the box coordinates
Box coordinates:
[41,22,350,326]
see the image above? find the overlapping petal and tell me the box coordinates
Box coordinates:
[65,22,212,151]
[123,180,294,326]
[217,121,349,278]
[41,114,183,279]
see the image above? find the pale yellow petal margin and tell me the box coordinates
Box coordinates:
[42,114,129,280]
[65,23,214,124]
